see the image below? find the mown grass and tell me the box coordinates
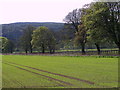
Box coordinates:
[2,55,118,88]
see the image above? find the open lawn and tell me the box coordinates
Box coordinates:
[2,55,118,88]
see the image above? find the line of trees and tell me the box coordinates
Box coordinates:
[20,26,56,54]
[64,1,120,54]
[1,26,56,54]
[1,1,119,55]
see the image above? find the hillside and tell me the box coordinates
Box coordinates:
[2,22,64,42]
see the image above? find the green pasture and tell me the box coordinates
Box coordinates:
[13,48,118,54]
[57,48,118,52]
[2,55,118,88]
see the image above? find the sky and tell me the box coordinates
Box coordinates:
[0,0,94,24]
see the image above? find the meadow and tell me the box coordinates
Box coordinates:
[2,55,118,88]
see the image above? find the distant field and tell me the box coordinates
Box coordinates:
[2,55,118,88]
[13,48,119,54]
[56,48,119,52]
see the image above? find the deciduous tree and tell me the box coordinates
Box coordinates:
[83,2,120,54]
[64,8,88,54]
[31,26,56,53]
[0,37,14,53]
[20,25,35,53]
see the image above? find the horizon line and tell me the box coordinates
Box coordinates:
[0,21,65,25]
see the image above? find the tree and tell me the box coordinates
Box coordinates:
[31,26,56,53]
[0,37,8,53]
[46,31,56,53]
[83,2,120,54]
[0,37,14,53]
[55,24,75,50]
[64,8,88,54]
[83,2,108,54]
[20,25,35,53]
[6,40,14,53]
[105,2,120,54]
[64,9,83,32]
[74,24,87,54]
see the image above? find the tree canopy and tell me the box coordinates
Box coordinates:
[31,26,56,53]
[83,2,120,54]
[0,37,14,53]
[20,25,35,53]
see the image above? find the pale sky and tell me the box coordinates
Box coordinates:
[0,0,94,24]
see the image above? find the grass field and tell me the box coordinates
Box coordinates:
[56,48,119,52]
[13,48,119,54]
[2,55,118,88]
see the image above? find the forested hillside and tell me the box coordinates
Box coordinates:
[2,22,64,42]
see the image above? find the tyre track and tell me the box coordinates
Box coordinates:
[3,62,72,86]
[3,61,95,85]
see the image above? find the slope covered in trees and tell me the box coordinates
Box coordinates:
[2,22,64,42]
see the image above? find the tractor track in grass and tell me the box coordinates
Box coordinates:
[3,62,72,86]
[3,61,95,85]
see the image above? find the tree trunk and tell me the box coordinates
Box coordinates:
[53,49,55,53]
[42,45,45,53]
[30,48,32,53]
[30,44,33,53]
[115,42,120,55]
[25,49,28,54]
[81,43,85,55]
[95,43,100,55]
[10,49,13,53]
[48,46,52,54]
[117,46,120,55]
[49,49,52,54]
[118,45,120,55]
